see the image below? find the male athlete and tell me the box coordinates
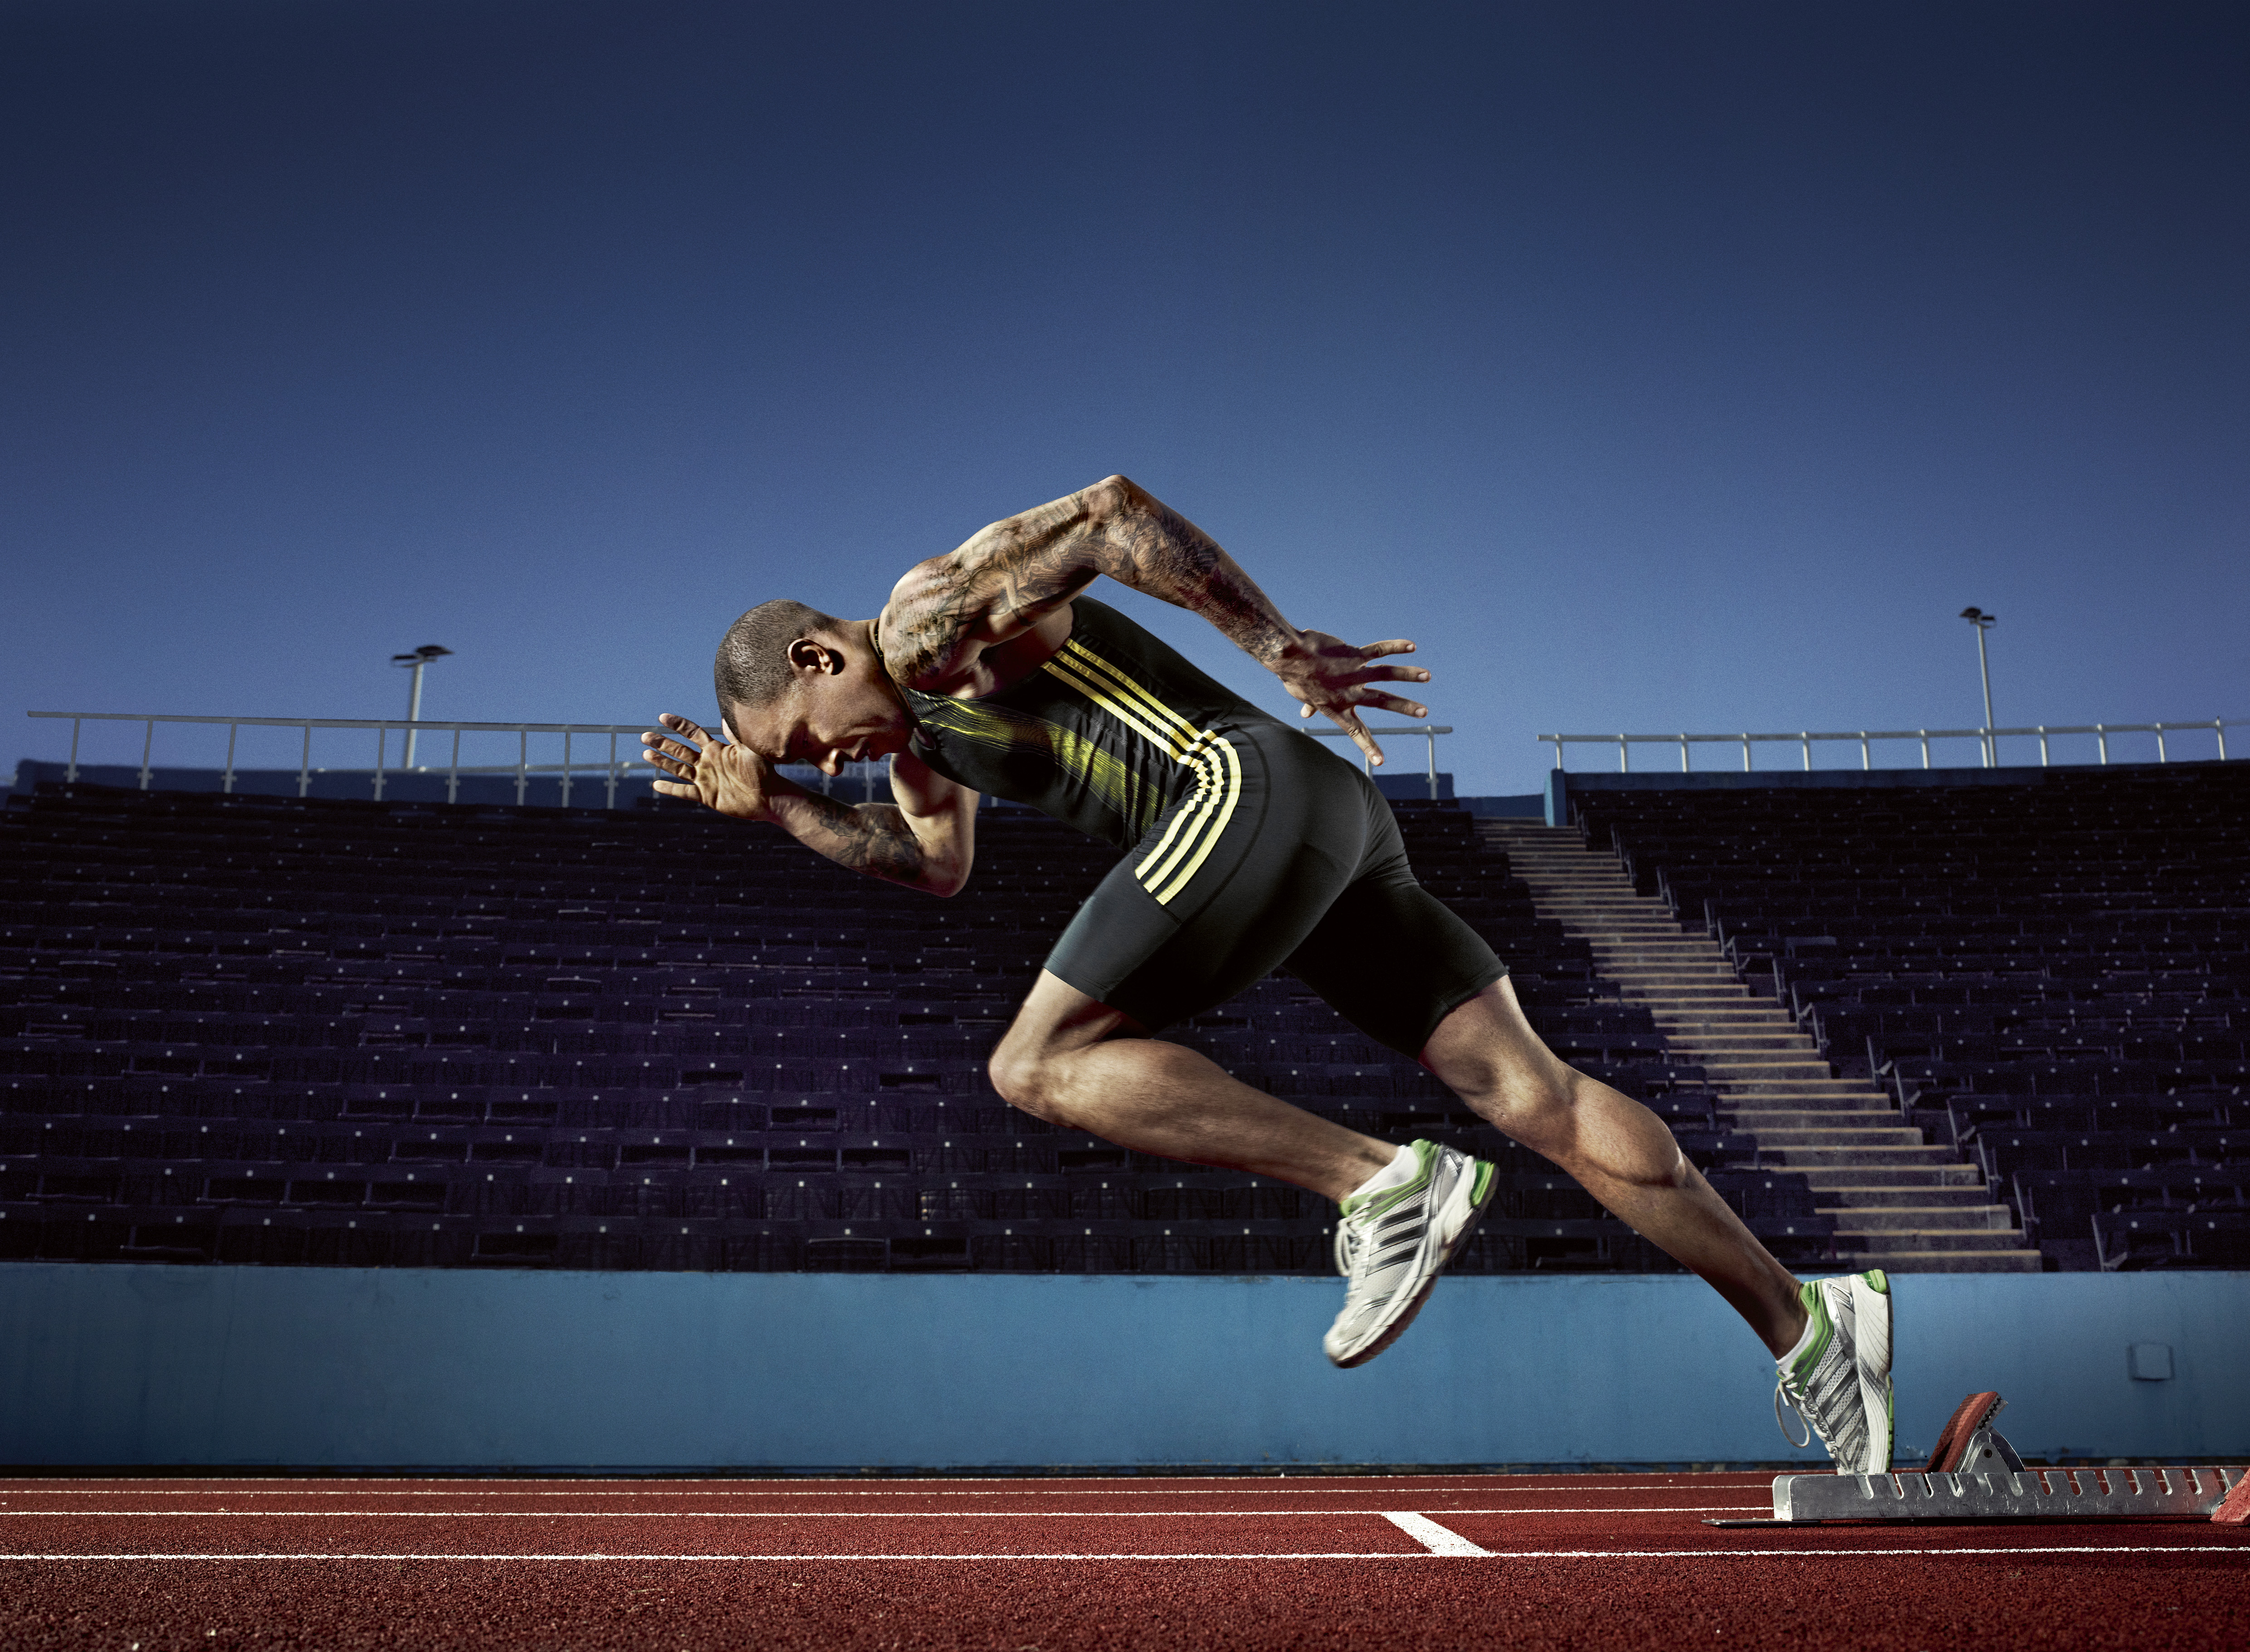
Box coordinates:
[641,475,1894,1471]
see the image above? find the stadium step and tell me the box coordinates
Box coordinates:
[1481,818,2035,1272]
[1809,1183,1995,1207]
[1797,1165,1985,1190]
[1822,1203,2017,1231]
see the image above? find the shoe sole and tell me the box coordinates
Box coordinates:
[1850,1269,1894,1474]
[1327,1158,1497,1369]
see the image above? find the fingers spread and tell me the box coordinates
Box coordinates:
[1356,691,1429,718]
[1358,639,1417,659]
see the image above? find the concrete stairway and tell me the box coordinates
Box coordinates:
[1479,820,2040,1273]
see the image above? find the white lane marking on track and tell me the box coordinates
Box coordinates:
[1,1546,2241,1562]
[1382,1513,1493,1557]
[0,1507,1766,1519]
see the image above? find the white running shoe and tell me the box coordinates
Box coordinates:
[1774,1269,1894,1474]
[1323,1139,1498,1368]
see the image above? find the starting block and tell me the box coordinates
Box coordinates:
[1732,1392,2246,1525]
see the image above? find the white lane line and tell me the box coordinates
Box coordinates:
[0,1507,1765,1519]
[0,1546,2239,1563]
[1382,1513,1493,1557]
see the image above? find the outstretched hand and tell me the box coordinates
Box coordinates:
[1271,631,1430,767]
[640,714,776,820]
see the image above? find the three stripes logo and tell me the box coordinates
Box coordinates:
[1040,639,1243,906]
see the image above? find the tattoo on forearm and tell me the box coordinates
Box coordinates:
[781,796,929,887]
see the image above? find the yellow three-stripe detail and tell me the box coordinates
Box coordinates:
[1039,640,1243,906]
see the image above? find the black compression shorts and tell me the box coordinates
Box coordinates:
[1042,722,1507,1056]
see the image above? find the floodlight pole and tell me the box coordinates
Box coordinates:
[1961,608,1997,767]
[390,645,454,767]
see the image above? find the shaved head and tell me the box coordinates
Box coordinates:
[715,599,841,727]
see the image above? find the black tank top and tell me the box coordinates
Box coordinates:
[883,596,1284,850]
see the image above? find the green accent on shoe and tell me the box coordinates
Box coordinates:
[1787,1280,1834,1385]
[1863,1268,1890,1295]
[1467,1158,1496,1207]
[1337,1140,1439,1221]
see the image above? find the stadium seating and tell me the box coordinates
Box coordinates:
[0,782,1832,1274]
[1572,763,2250,1271]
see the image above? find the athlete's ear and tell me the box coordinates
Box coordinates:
[786,637,841,677]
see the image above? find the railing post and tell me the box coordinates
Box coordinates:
[2155,723,2168,763]
[138,719,154,791]
[2038,726,2050,767]
[561,731,572,808]
[1800,732,1811,771]
[66,717,81,784]
[222,722,239,795]
[605,732,618,810]
[1859,732,1869,770]
[448,728,461,806]
[2219,719,2229,762]
[516,730,528,806]
[2097,724,2108,764]
[1740,733,1749,772]
[1426,729,1437,798]
[1919,730,1930,769]
[373,726,386,802]
[1618,735,1628,773]
[1678,734,1688,773]
[298,724,311,798]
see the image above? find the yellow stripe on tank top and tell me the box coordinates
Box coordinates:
[1061,640,1205,746]
[1035,653,1222,883]
[1057,641,1247,898]
[1040,640,1244,904]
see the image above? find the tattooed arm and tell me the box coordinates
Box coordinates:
[639,714,976,896]
[883,475,1433,764]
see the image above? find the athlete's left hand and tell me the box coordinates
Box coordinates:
[1271,631,1430,767]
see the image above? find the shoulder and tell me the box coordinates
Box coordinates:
[878,557,979,693]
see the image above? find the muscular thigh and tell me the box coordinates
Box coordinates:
[1282,816,1509,1057]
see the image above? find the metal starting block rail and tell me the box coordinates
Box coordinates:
[1720,1393,2248,1525]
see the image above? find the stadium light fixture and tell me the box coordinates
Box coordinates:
[1960,608,1996,768]
[390,645,454,767]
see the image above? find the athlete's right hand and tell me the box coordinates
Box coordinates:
[640,714,774,821]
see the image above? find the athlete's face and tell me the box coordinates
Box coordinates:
[730,634,913,777]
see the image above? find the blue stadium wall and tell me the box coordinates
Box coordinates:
[3,1265,2243,1469]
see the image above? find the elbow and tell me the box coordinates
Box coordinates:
[1084,474,1140,523]
[923,864,971,899]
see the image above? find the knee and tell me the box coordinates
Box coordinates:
[1443,1054,1579,1149]
[987,1039,1069,1124]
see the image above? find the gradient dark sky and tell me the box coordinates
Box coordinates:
[5,0,2244,794]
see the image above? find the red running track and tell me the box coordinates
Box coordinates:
[1,1472,2243,1650]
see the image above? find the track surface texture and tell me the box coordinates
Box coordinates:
[2,1473,2244,1651]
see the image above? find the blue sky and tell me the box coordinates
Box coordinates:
[5,1,2244,795]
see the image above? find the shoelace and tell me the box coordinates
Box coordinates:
[1773,1373,1815,1450]
[1333,1213,1363,1278]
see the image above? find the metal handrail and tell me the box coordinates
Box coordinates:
[27,711,658,808]
[1304,724,1453,795]
[1537,719,2236,773]
[25,711,1459,807]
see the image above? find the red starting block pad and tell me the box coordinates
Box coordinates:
[1749,1393,2245,1524]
